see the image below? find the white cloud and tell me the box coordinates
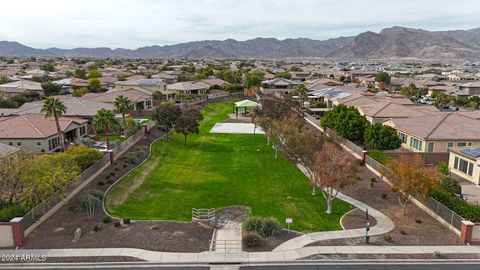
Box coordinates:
[0,0,478,48]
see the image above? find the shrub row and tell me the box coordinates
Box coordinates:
[242,217,282,248]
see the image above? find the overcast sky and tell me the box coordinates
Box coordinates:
[1,0,479,49]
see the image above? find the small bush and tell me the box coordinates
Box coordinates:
[383,235,393,242]
[114,221,121,227]
[415,218,422,224]
[433,251,444,259]
[368,150,393,164]
[399,229,407,235]
[370,182,375,188]
[243,217,264,236]
[93,224,101,232]
[106,175,111,180]
[110,172,116,177]
[114,167,120,172]
[123,164,127,168]
[122,218,131,224]
[0,205,27,222]
[107,179,114,185]
[262,218,282,237]
[97,181,105,186]
[381,193,387,199]
[242,232,263,248]
[102,216,112,223]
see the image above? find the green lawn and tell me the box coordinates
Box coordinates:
[105,102,353,232]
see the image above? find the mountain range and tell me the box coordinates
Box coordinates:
[1,26,480,59]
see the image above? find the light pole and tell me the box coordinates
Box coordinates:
[365,222,370,244]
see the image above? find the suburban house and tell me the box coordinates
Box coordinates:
[0,80,44,97]
[448,147,480,185]
[0,113,88,153]
[457,82,480,96]
[167,82,207,96]
[357,101,439,123]
[81,90,153,111]
[290,72,311,82]
[0,96,113,119]
[115,79,169,97]
[260,78,300,95]
[193,78,230,89]
[0,86,41,98]
[383,113,480,153]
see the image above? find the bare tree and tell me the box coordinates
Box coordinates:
[312,142,359,214]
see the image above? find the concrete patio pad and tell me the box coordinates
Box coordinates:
[210,123,265,134]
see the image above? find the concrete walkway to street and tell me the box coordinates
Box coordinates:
[1,246,479,264]
[272,165,396,251]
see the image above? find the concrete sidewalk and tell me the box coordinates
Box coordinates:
[1,246,479,263]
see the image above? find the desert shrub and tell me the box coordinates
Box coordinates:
[114,167,120,172]
[262,217,282,237]
[97,181,105,186]
[107,179,114,185]
[102,216,112,223]
[0,204,27,222]
[242,232,263,248]
[243,216,264,236]
[93,224,101,232]
[106,175,111,180]
[110,172,116,177]
[383,235,392,242]
[114,221,121,227]
[415,218,422,224]
[123,164,127,168]
[381,193,387,199]
[399,229,407,235]
[122,218,131,224]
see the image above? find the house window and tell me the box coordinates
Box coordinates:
[457,142,467,147]
[468,142,473,146]
[399,133,407,144]
[41,149,45,153]
[8,142,13,146]
[16,142,21,146]
[37,142,41,146]
[454,156,474,176]
[48,139,52,150]
[427,142,434,153]
[410,137,422,151]
[447,142,454,148]
[79,126,86,136]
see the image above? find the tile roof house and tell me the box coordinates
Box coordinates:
[167,82,207,95]
[193,79,230,88]
[448,147,480,185]
[384,113,480,153]
[82,90,153,111]
[0,95,113,118]
[358,101,439,123]
[0,113,88,153]
[115,79,169,97]
[260,78,300,95]
[0,80,44,96]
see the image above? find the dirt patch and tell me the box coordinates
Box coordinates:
[308,166,460,246]
[244,230,302,252]
[216,205,250,228]
[341,208,377,230]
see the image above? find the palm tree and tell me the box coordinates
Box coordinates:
[92,109,120,150]
[41,96,67,151]
[113,95,131,138]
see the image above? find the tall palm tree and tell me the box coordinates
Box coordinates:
[92,109,120,150]
[113,95,131,138]
[41,96,67,151]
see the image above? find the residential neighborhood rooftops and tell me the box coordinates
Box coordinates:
[167,82,206,91]
[82,90,150,103]
[0,113,87,139]
[116,79,164,87]
[387,113,480,141]
[0,80,42,91]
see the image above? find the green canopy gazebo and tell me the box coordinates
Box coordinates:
[234,99,259,118]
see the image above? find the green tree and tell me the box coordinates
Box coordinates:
[244,71,264,89]
[64,145,103,171]
[364,123,401,150]
[0,76,12,84]
[41,82,63,96]
[41,97,67,151]
[92,109,120,150]
[88,70,102,78]
[321,105,368,142]
[74,68,87,79]
[375,72,391,83]
[274,71,292,79]
[174,107,203,145]
[40,63,55,72]
[295,84,308,106]
[152,102,182,139]
[113,95,131,138]
[88,78,103,92]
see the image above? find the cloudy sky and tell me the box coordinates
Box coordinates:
[1,0,479,49]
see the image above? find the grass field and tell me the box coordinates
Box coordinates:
[105,102,353,232]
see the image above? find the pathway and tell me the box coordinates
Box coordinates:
[1,246,479,264]
[272,165,395,251]
[213,219,243,252]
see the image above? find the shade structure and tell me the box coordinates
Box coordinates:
[234,99,259,108]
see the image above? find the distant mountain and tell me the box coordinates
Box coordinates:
[328,26,480,59]
[0,37,354,59]
[1,26,480,59]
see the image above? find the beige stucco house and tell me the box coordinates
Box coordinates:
[384,113,480,153]
[448,147,480,185]
[0,114,88,153]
